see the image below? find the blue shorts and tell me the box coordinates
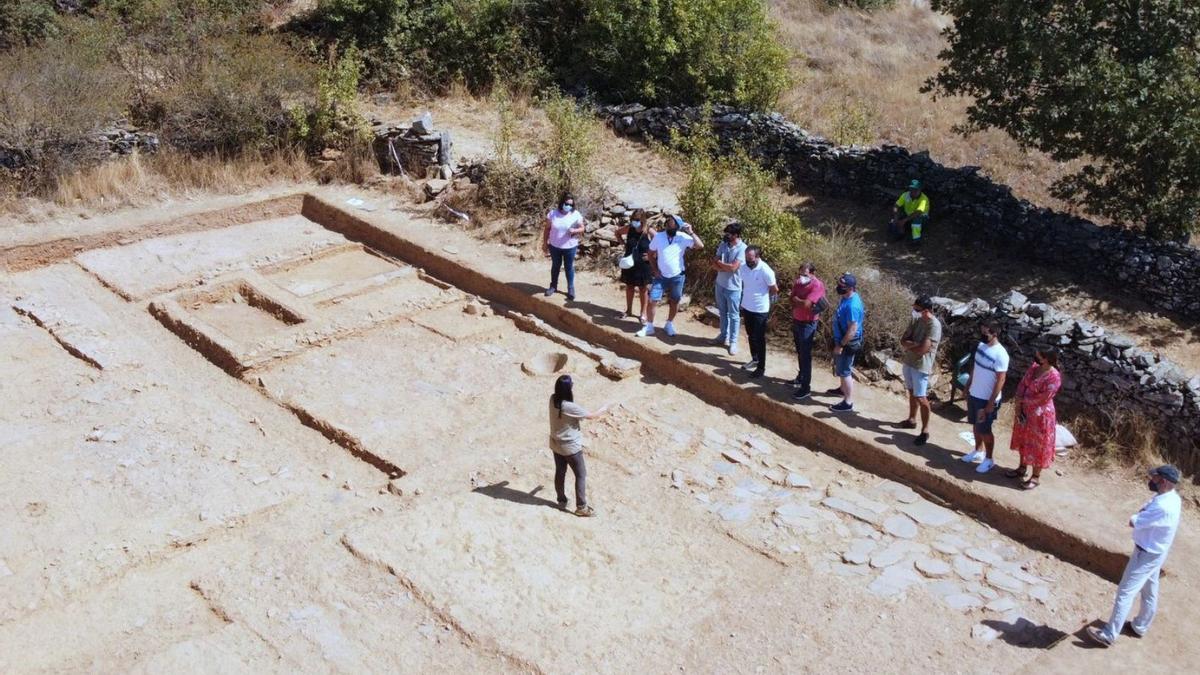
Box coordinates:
[650,274,685,302]
[834,351,857,378]
[903,365,930,398]
[967,395,1002,435]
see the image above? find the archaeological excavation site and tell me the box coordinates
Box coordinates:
[0,188,1195,674]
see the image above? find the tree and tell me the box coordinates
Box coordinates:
[927,1,1200,241]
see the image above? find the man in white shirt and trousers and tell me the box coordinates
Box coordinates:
[1086,464,1183,647]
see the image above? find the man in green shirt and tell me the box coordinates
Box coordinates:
[896,296,942,445]
[890,179,930,245]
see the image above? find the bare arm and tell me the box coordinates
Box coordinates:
[583,404,611,420]
[984,372,1007,412]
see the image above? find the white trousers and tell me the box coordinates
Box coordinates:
[1102,546,1165,641]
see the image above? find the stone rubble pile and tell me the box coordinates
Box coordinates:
[371,112,453,179]
[604,103,1200,320]
[0,122,158,171]
[929,290,1199,467]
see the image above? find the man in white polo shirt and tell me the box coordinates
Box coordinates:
[638,214,704,338]
[1087,464,1183,647]
[736,246,778,379]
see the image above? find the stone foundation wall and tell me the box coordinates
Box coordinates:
[603,104,1200,320]
[927,290,1199,471]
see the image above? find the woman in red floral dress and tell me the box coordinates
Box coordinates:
[1006,347,1062,489]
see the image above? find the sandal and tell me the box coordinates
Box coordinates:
[575,504,596,517]
[1005,468,1026,479]
[1021,478,1040,490]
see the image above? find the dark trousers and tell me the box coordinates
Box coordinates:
[549,245,577,294]
[553,451,587,507]
[741,308,770,373]
[889,214,928,242]
[791,319,818,390]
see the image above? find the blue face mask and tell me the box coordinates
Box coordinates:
[631,220,641,229]
[562,204,574,213]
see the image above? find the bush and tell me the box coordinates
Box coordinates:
[296,0,791,109]
[537,89,604,209]
[291,45,369,152]
[0,19,128,185]
[566,0,791,109]
[827,98,876,146]
[0,0,60,51]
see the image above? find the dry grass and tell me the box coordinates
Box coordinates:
[771,0,1089,215]
[1063,409,1170,475]
[47,150,315,212]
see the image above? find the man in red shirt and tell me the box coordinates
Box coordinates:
[788,262,826,400]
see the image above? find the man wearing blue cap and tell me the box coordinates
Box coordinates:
[1086,464,1183,647]
[826,273,864,412]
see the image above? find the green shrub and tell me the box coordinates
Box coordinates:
[827,98,876,146]
[292,46,369,151]
[567,0,791,109]
[0,0,60,51]
[822,0,896,9]
[296,0,791,109]
[538,89,603,208]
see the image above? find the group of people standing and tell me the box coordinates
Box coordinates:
[541,193,1184,650]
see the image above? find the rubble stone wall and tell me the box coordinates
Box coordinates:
[603,104,1200,320]
[930,291,1199,470]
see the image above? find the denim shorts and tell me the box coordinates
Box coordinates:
[650,274,685,302]
[834,351,857,377]
[903,364,930,398]
[967,395,1002,435]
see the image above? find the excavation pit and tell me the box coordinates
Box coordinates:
[521,351,570,377]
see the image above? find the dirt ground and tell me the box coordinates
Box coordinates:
[0,194,1138,672]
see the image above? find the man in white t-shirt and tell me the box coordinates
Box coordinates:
[638,214,704,338]
[736,246,778,378]
[961,320,1009,473]
[1087,464,1183,647]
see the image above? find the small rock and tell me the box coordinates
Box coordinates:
[965,547,1006,566]
[870,543,909,568]
[915,557,952,578]
[971,623,1001,641]
[822,497,884,526]
[0,559,13,577]
[670,469,685,489]
[786,473,812,489]
[883,514,919,539]
[899,500,960,527]
[985,597,1017,613]
[721,449,752,465]
[953,555,985,580]
[718,503,754,523]
[1027,585,1050,604]
[744,436,774,454]
[985,568,1026,594]
[945,593,983,612]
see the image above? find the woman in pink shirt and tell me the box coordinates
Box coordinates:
[542,193,585,301]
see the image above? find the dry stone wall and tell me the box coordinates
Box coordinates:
[930,290,1199,470]
[604,104,1200,320]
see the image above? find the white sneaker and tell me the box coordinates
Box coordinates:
[976,458,995,473]
[741,360,759,371]
[961,450,983,464]
[728,343,739,355]
[664,321,677,337]
[636,324,655,337]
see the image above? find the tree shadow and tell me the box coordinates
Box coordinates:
[472,481,562,509]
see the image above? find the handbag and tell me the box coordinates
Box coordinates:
[618,253,635,269]
[813,295,829,314]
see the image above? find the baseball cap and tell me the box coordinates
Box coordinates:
[1151,465,1181,484]
[914,295,934,311]
[908,179,922,190]
[838,273,857,288]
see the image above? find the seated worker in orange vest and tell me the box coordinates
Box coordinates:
[889,179,930,245]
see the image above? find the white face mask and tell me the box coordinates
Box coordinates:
[912,310,922,320]
[798,275,811,285]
